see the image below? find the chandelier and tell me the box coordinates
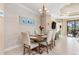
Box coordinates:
[38,5,49,14]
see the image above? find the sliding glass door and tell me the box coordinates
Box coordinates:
[67,20,79,37]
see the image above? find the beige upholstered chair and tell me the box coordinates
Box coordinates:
[51,29,56,48]
[21,32,38,55]
[40,30,53,53]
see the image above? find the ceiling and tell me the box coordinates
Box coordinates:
[17,3,79,20]
[60,3,79,16]
[21,3,67,18]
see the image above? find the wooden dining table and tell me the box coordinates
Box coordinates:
[30,34,47,54]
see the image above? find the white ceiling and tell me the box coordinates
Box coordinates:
[21,3,66,18]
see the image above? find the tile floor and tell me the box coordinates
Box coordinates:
[4,37,79,55]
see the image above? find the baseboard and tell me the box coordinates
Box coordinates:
[4,44,22,52]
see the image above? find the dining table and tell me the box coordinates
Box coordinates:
[30,34,47,54]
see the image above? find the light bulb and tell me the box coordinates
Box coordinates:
[46,10,49,13]
[45,8,47,11]
[39,9,42,12]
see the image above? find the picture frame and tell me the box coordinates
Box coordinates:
[19,16,35,26]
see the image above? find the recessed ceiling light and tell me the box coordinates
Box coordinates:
[66,3,71,5]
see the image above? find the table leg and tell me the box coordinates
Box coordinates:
[38,43,40,53]
[39,43,43,54]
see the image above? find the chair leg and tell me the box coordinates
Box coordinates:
[23,45,26,55]
[50,44,52,50]
[29,46,31,55]
[46,42,49,54]
[51,40,53,49]
[47,46,49,54]
[54,40,55,46]
[39,43,41,54]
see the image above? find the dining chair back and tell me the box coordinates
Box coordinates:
[52,29,56,41]
[21,32,31,46]
[21,32,38,55]
[40,30,53,54]
[51,29,56,47]
[47,30,53,44]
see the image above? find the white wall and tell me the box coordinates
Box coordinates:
[4,3,40,50]
[0,3,4,54]
[0,16,4,54]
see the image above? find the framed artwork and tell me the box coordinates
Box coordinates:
[0,10,4,16]
[19,16,35,26]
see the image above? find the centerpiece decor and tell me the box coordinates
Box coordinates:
[39,25,44,34]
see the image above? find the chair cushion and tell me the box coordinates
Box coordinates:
[24,42,38,49]
[40,42,47,46]
[31,42,38,49]
[40,40,52,46]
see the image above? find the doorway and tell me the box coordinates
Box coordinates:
[67,20,79,37]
